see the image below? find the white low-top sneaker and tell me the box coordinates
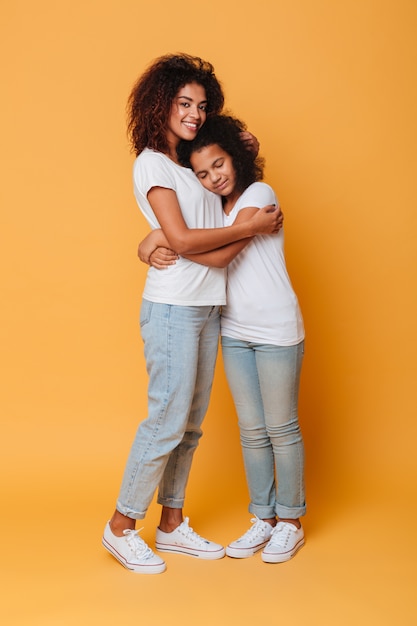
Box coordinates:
[261,521,305,563]
[156,517,225,560]
[102,522,166,574]
[226,517,274,558]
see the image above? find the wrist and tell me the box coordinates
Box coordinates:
[146,247,158,265]
[245,219,257,237]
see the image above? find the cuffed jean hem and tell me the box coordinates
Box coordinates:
[248,504,278,520]
[249,503,306,520]
[157,496,184,509]
[116,502,147,520]
[276,503,306,519]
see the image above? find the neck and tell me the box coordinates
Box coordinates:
[168,151,179,164]
[166,134,180,163]
[223,190,241,215]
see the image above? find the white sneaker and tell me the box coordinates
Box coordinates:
[226,517,274,558]
[102,522,166,574]
[261,521,305,563]
[156,517,225,560]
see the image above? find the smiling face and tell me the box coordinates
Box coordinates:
[166,82,208,150]
[190,144,238,203]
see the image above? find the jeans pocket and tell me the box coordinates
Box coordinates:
[140,299,153,328]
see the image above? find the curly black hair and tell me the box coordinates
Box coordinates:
[127,53,224,156]
[177,114,264,195]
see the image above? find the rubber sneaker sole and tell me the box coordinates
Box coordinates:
[261,537,305,563]
[155,541,225,560]
[226,539,270,559]
[155,518,225,560]
[102,537,167,574]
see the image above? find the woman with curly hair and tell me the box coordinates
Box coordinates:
[102,55,282,575]
[142,114,306,565]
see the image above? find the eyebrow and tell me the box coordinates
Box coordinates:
[176,95,208,105]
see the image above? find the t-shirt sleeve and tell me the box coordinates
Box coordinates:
[134,152,177,196]
[238,182,278,210]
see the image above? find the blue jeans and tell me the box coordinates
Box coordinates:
[221,337,306,520]
[117,300,221,519]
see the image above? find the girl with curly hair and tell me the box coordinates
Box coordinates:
[142,114,306,565]
[102,55,282,575]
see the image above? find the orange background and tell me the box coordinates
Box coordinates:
[1,1,416,624]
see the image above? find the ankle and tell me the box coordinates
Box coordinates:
[110,510,136,536]
[279,518,301,529]
[159,506,183,533]
[262,517,277,528]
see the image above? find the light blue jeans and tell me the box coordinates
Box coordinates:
[116,300,221,519]
[221,336,306,520]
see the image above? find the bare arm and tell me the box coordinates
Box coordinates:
[138,229,176,265]
[181,204,284,267]
[182,238,251,268]
[181,207,264,268]
[140,205,283,269]
[137,227,247,269]
[147,187,280,255]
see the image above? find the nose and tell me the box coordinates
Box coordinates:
[209,170,221,183]
[189,105,201,120]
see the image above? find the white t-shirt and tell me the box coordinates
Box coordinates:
[221,182,305,346]
[133,148,226,306]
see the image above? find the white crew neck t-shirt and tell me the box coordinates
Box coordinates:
[221,182,304,346]
[133,148,226,306]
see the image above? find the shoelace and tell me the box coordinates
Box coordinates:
[268,522,296,547]
[178,517,208,545]
[239,517,269,541]
[123,528,154,560]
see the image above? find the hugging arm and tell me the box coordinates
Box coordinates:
[138,229,178,266]
[181,204,283,267]
[138,204,283,269]
[137,227,249,269]
[146,187,280,255]
[182,207,263,268]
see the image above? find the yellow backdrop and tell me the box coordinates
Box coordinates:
[1,0,416,624]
